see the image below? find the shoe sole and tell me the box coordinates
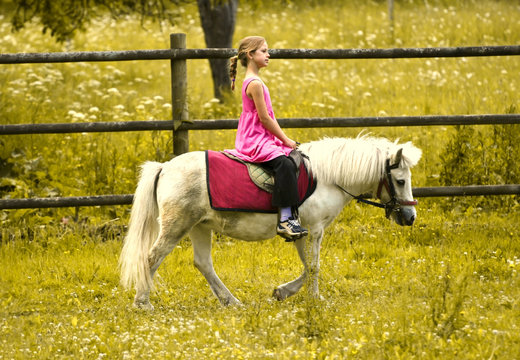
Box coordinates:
[277,229,309,241]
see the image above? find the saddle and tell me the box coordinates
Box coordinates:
[205,150,316,213]
[223,150,307,193]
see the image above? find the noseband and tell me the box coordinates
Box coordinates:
[337,159,418,219]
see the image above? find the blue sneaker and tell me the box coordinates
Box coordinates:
[277,218,308,241]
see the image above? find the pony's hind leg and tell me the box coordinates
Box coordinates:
[190,226,241,306]
[134,205,195,310]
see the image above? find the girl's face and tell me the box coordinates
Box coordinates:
[249,41,270,69]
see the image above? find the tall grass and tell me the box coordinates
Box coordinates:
[1,0,520,358]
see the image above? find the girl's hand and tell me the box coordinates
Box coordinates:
[284,138,298,149]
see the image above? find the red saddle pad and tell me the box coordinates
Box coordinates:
[206,150,316,213]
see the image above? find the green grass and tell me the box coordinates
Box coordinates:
[1,204,519,359]
[1,0,520,358]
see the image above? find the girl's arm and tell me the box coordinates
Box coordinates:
[247,80,297,149]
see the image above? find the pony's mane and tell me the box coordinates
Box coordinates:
[301,135,422,187]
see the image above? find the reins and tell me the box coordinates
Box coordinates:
[336,184,387,209]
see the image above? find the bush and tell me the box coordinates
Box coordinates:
[439,108,520,210]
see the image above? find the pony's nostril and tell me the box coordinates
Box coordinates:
[409,215,416,224]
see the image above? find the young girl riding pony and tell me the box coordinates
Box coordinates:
[226,36,308,241]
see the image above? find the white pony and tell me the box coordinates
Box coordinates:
[120,135,422,309]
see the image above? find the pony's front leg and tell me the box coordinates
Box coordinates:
[190,226,241,306]
[273,228,324,301]
[306,229,324,298]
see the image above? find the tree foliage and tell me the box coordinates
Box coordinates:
[11,0,186,42]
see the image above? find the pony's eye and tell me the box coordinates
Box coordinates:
[396,179,405,186]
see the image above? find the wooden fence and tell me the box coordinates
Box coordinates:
[1,34,520,209]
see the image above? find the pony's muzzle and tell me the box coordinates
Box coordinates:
[395,206,417,226]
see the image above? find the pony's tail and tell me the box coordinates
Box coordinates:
[119,161,163,294]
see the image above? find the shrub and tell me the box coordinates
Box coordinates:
[439,107,520,210]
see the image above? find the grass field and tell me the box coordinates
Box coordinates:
[1,204,520,359]
[1,0,520,358]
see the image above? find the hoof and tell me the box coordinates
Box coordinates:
[133,301,155,311]
[272,288,286,301]
[222,297,242,307]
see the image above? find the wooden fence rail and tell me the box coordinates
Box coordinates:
[2,114,520,135]
[1,45,519,63]
[1,36,519,210]
[1,185,519,210]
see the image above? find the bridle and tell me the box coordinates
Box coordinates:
[337,158,418,219]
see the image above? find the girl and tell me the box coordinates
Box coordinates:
[226,36,308,241]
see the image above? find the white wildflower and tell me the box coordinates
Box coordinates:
[107,88,120,96]
[88,80,101,88]
[72,112,86,121]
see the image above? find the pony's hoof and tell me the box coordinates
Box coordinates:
[222,297,242,307]
[133,302,155,311]
[272,288,287,301]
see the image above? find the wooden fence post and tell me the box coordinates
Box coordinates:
[388,0,395,38]
[170,33,189,156]
[388,0,394,23]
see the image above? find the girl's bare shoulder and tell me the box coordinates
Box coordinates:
[245,77,264,96]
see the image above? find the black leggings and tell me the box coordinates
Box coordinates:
[262,155,299,208]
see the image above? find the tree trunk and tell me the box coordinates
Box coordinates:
[197,0,237,101]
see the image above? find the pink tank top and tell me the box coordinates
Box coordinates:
[225,77,292,163]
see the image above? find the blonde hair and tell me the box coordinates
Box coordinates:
[229,36,266,90]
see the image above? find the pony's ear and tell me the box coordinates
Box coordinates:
[400,142,422,168]
[393,148,403,167]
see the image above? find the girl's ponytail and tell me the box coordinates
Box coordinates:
[229,55,238,91]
